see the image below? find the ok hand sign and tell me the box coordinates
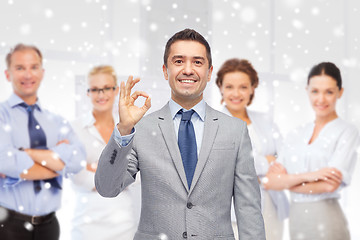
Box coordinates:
[117,76,151,135]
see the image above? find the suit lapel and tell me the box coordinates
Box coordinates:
[189,104,219,194]
[157,104,189,192]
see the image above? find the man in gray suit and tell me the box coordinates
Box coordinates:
[95,29,265,240]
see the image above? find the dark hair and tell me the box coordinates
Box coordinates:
[6,43,43,69]
[216,58,259,105]
[163,28,212,68]
[307,62,342,90]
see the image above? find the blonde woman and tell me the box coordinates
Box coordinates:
[264,62,360,239]
[216,58,288,240]
[70,66,137,240]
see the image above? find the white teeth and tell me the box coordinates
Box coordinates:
[180,80,195,83]
[22,82,34,86]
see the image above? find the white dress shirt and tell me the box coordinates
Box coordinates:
[70,113,139,240]
[278,118,360,203]
[0,93,85,216]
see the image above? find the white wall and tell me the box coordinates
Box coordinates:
[0,0,359,239]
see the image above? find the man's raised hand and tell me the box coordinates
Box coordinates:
[117,76,151,135]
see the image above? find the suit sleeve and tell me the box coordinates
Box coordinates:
[234,123,266,240]
[95,128,139,197]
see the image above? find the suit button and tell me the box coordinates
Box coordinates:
[187,202,193,209]
[182,231,187,238]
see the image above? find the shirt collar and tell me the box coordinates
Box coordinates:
[8,93,43,112]
[81,110,119,128]
[222,104,251,119]
[221,105,232,117]
[81,112,96,128]
[169,99,206,121]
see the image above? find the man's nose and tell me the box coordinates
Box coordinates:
[24,69,32,79]
[182,62,193,75]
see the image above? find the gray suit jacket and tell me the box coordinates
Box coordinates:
[95,103,265,240]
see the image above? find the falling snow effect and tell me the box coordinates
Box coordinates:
[158,233,169,240]
[24,222,34,231]
[80,160,87,167]
[0,207,8,222]
[44,9,54,18]
[39,181,51,190]
[20,24,31,35]
[0,1,359,239]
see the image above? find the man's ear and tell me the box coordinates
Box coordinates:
[5,70,10,82]
[207,65,213,82]
[162,65,168,80]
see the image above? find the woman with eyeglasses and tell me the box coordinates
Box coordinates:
[70,65,137,240]
[264,62,360,240]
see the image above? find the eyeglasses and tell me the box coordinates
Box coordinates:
[87,86,116,95]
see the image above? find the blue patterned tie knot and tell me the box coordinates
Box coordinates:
[178,109,197,189]
[180,109,194,121]
[19,103,47,149]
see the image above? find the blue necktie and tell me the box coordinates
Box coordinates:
[19,103,62,193]
[178,109,198,189]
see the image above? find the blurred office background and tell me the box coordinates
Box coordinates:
[0,0,359,239]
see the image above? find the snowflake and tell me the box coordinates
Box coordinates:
[159,233,169,240]
[0,207,9,222]
[44,182,51,189]
[62,24,71,32]
[272,80,280,87]
[20,24,31,35]
[292,19,303,29]
[311,7,320,16]
[333,25,344,37]
[24,222,34,231]
[241,7,256,23]
[44,9,54,18]
[149,23,158,31]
